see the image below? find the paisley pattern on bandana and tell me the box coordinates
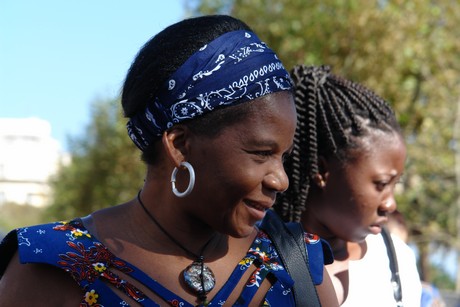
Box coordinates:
[126,30,293,151]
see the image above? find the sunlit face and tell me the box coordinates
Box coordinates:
[186,91,296,238]
[307,131,406,242]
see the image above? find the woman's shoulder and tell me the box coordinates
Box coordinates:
[303,231,334,264]
[1,221,63,274]
[0,249,84,306]
[0,220,91,306]
[0,219,101,273]
[390,233,417,258]
[256,220,331,285]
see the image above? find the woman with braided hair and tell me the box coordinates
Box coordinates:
[274,65,422,306]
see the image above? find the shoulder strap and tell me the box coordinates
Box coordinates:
[381,227,403,306]
[259,210,321,307]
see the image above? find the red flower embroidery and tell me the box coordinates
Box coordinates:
[55,221,145,303]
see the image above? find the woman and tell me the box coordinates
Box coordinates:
[0,16,337,306]
[275,65,422,306]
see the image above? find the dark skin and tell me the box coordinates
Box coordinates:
[301,131,407,304]
[1,92,338,306]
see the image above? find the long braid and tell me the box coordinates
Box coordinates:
[277,65,311,221]
[275,65,400,222]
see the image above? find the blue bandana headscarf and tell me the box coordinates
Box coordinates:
[127,30,293,151]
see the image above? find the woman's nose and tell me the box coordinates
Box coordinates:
[379,196,397,215]
[264,162,289,193]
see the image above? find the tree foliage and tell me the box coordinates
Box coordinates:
[191,0,460,282]
[44,98,145,220]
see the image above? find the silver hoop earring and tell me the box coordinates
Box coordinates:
[171,161,195,198]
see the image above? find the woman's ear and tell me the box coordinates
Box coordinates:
[162,125,190,167]
[318,156,329,178]
[313,156,330,188]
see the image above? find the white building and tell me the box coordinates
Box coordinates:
[0,118,65,207]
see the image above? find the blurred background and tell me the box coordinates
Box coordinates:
[1,0,459,305]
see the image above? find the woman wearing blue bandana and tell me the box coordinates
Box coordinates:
[0,15,337,306]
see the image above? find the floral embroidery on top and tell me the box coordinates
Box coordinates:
[84,289,99,306]
[304,232,320,244]
[92,262,107,273]
[4,219,328,306]
[53,220,146,304]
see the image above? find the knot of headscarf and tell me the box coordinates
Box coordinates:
[127,30,293,151]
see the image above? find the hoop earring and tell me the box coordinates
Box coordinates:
[171,161,195,198]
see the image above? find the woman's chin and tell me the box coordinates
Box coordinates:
[349,232,370,243]
[230,224,257,239]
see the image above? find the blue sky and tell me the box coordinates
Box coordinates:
[0,1,185,151]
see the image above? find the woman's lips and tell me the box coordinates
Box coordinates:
[245,200,271,220]
[369,224,383,235]
[369,218,388,235]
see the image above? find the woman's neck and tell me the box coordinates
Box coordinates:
[329,239,367,261]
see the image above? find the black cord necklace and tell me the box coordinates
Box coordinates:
[137,191,216,306]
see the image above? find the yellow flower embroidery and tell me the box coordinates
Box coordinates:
[92,262,107,273]
[84,289,99,305]
[239,257,252,266]
[71,228,91,239]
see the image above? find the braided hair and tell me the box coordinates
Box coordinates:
[275,65,401,222]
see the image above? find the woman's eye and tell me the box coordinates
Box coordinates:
[375,181,389,191]
[247,150,273,161]
[254,151,272,157]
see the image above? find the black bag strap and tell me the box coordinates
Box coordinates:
[259,210,321,306]
[381,227,404,306]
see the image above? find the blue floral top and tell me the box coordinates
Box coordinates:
[0,219,332,306]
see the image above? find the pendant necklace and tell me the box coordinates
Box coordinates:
[137,191,216,306]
